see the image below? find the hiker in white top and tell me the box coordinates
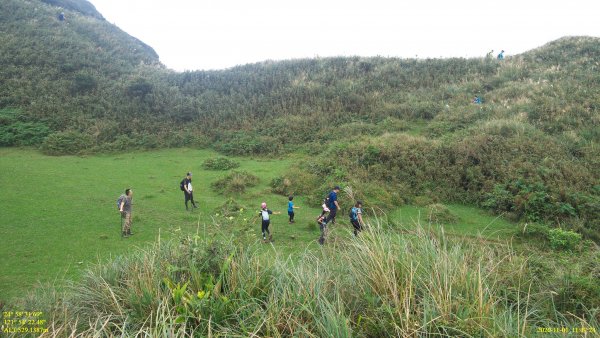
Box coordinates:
[257,202,281,242]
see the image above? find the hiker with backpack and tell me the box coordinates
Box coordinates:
[288,195,300,224]
[117,189,133,237]
[349,201,364,236]
[180,172,198,210]
[497,50,505,60]
[257,202,280,242]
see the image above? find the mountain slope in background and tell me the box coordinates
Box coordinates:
[0,0,599,238]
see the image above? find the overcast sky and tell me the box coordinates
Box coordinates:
[89,0,600,71]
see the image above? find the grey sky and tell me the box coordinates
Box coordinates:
[90,0,600,71]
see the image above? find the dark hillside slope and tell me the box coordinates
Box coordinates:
[0,0,161,144]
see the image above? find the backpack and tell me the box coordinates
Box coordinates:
[261,210,270,221]
[349,207,359,221]
[116,194,125,210]
[179,179,186,191]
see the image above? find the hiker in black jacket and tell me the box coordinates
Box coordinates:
[181,172,198,210]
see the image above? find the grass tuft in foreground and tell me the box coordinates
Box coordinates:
[12,221,598,337]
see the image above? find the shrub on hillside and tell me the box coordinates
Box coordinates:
[270,168,321,197]
[70,73,97,94]
[414,195,436,207]
[0,122,50,146]
[215,133,281,156]
[426,203,459,224]
[213,198,247,218]
[41,131,94,155]
[211,170,259,195]
[126,78,153,98]
[202,157,240,171]
[0,109,50,146]
[548,228,582,251]
[555,275,600,317]
[517,222,550,241]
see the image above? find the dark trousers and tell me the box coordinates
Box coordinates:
[261,219,270,239]
[184,191,196,209]
[288,211,294,222]
[351,219,362,236]
[325,208,337,224]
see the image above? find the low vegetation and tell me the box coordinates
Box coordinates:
[11,221,598,337]
[201,157,240,171]
[211,170,260,195]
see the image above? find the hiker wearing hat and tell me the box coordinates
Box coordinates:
[257,202,280,242]
[180,172,198,210]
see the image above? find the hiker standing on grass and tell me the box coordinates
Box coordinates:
[258,202,280,242]
[324,186,341,225]
[317,203,330,245]
[350,201,364,236]
[288,196,300,224]
[119,189,133,237]
[181,172,198,210]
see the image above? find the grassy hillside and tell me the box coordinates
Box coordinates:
[0,149,598,337]
[0,2,599,335]
[1,1,598,237]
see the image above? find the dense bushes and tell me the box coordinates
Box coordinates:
[40,131,93,155]
[211,170,259,195]
[201,157,240,170]
[517,223,586,252]
[0,108,50,146]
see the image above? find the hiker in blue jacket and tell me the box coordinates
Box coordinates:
[288,196,300,224]
[324,186,341,225]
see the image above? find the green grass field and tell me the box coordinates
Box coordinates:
[0,148,515,302]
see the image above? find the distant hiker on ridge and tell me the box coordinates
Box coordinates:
[180,172,198,210]
[486,50,494,58]
[58,12,65,21]
[497,50,505,60]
